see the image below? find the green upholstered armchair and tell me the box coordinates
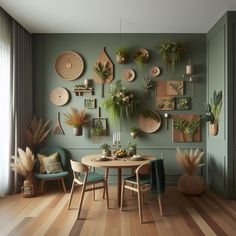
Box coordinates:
[34,146,69,193]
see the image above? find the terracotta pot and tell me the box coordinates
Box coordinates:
[178,175,205,195]
[209,123,218,136]
[116,54,126,64]
[73,126,82,136]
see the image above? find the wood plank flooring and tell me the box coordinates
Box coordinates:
[0,186,236,236]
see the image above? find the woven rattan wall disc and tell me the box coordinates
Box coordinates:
[50,87,69,106]
[54,51,84,80]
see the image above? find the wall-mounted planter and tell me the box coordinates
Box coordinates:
[73,126,82,136]
[209,123,218,136]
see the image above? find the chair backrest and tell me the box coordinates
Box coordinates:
[35,146,67,172]
[70,160,88,173]
[135,163,151,175]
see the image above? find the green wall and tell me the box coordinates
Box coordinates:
[207,11,236,198]
[33,33,206,184]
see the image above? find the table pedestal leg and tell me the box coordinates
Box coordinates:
[117,168,122,207]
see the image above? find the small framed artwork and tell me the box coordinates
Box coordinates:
[156,97,174,110]
[92,118,107,136]
[173,114,200,142]
[84,98,96,109]
[167,80,184,96]
[175,97,191,110]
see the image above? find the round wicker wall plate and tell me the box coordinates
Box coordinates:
[50,87,69,106]
[138,112,161,133]
[122,68,135,82]
[149,66,160,77]
[54,51,84,80]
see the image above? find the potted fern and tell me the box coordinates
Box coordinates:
[101,143,111,157]
[176,148,205,195]
[64,108,89,136]
[204,90,223,136]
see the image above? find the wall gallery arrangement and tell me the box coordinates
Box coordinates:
[45,39,211,143]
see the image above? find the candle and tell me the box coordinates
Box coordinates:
[84,79,89,88]
[113,133,115,145]
[164,113,168,118]
[186,64,192,75]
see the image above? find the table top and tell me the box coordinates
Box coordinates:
[81,154,156,168]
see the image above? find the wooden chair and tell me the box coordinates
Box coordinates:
[121,162,164,223]
[68,160,109,219]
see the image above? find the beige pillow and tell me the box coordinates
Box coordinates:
[37,152,59,173]
[43,160,63,174]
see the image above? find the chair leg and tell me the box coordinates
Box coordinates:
[121,180,125,211]
[103,168,109,199]
[61,178,67,193]
[77,184,86,219]
[93,184,95,201]
[158,193,163,216]
[68,181,75,210]
[40,180,45,193]
[137,187,143,223]
[105,181,109,209]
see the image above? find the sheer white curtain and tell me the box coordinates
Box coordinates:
[0,8,12,197]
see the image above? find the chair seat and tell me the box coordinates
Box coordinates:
[34,171,69,179]
[124,174,151,185]
[78,172,105,183]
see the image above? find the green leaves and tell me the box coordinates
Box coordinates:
[94,61,111,80]
[174,118,200,136]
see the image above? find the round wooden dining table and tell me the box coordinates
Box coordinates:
[81,154,156,207]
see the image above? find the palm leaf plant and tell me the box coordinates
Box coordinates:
[94,61,111,98]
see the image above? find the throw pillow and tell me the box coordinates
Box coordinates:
[37,152,59,173]
[43,160,63,174]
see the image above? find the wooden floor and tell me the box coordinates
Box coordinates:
[1,186,236,236]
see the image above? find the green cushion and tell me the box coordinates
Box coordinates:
[124,174,150,185]
[78,172,105,183]
[34,171,69,179]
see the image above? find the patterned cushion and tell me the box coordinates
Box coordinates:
[37,152,59,173]
[42,158,63,174]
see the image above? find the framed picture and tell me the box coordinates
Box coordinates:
[172,114,200,142]
[175,97,191,110]
[84,98,96,109]
[92,117,107,136]
[156,80,184,97]
[156,97,174,110]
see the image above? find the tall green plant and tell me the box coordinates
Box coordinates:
[204,90,222,124]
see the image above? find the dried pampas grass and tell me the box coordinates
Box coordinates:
[176,148,204,176]
[11,147,36,178]
[25,116,51,150]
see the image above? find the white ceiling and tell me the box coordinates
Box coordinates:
[1,0,236,33]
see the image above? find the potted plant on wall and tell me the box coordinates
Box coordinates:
[158,40,186,71]
[116,47,128,64]
[63,107,89,136]
[130,127,138,139]
[134,48,149,70]
[176,148,205,195]
[204,90,223,136]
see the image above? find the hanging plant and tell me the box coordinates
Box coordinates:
[134,48,149,70]
[116,47,128,64]
[158,40,186,71]
[103,80,139,128]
